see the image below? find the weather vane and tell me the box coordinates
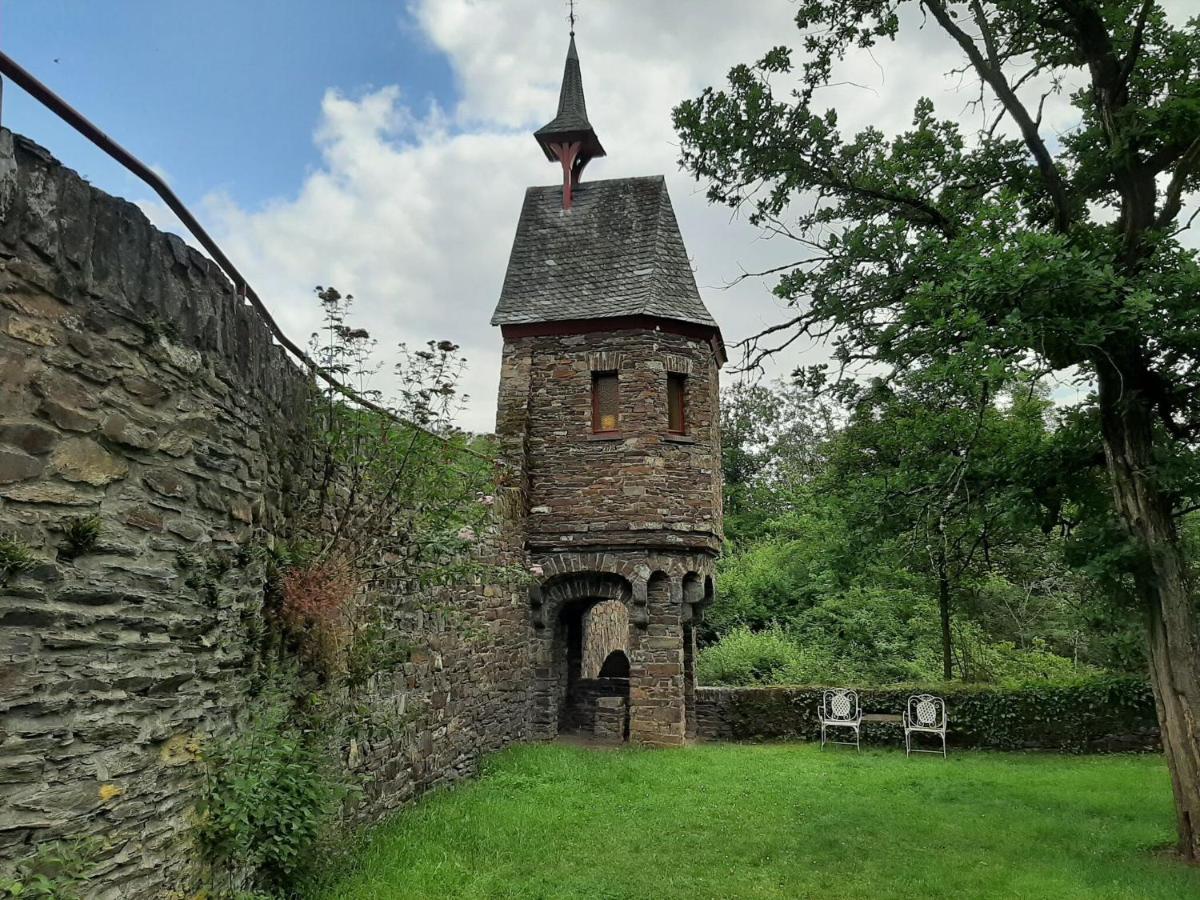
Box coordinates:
[568,0,576,35]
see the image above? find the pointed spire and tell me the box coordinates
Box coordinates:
[535,34,605,210]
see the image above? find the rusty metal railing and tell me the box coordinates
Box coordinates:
[0,52,490,458]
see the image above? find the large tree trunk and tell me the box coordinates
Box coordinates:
[1097,363,1200,861]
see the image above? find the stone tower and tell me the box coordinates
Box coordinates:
[492,34,724,747]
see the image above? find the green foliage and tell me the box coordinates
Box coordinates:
[195,681,354,894]
[344,618,411,690]
[720,380,836,544]
[140,312,180,344]
[704,676,1160,753]
[0,535,36,583]
[698,612,1091,688]
[677,3,1200,844]
[696,625,837,686]
[709,376,1138,683]
[178,548,234,609]
[193,287,508,896]
[58,516,101,561]
[0,840,99,899]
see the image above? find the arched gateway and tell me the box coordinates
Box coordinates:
[491,34,724,747]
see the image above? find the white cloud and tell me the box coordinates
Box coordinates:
[206,0,1190,432]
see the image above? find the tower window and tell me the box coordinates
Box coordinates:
[592,372,619,433]
[667,373,687,435]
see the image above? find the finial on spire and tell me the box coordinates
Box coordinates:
[534,27,605,210]
[568,0,576,36]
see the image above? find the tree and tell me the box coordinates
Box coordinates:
[720,379,836,543]
[675,1,1200,857]
[825,372,1061,679]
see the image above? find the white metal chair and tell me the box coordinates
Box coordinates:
[904,694,948,757]
[819,688,862,751]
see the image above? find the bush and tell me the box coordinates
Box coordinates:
[696,625,839,686]
[698,611,1092,687]
[695,676,1159,752]
[0,840,99,899]
[195,685,353,894]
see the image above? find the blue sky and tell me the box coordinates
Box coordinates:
[7,0,454,209]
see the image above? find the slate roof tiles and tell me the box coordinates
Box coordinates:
[491,175,718,330]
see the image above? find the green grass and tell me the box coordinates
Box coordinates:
[314,743,1200,899]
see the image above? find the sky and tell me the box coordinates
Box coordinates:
[4,1,1194,431]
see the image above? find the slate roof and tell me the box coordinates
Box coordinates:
[491,175,719,330]
[535,35,605,161]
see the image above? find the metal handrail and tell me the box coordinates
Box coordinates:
[0,52,491,460]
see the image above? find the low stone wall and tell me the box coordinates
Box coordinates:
[562,676,630,734]
[0,130,534,896]
[695,679,1161,752]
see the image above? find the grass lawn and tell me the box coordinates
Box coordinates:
[314,742,1200,899]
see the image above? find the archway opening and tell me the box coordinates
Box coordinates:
[556,599,631,741]
[536,573,633,742]
[598,649,631,679]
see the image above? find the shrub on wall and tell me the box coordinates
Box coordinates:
[195,680,354,895]
[192,288,514,896]
[695,676,1159,752]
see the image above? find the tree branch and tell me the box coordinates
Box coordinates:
[1155,137,1200,230]
[1118,0,1155,91]
[924,0,1072,232]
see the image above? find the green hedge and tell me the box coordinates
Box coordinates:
[695,677,1159,752]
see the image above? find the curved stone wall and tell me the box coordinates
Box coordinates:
[0,130,535,896]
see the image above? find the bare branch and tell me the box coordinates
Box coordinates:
[1155,137,1200,230]
[1117,0,1155,91]
[924,0,1073,232]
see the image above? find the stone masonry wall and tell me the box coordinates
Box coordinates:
[496,321,722,748]
[497,328,722,555]
[0,130,534,897]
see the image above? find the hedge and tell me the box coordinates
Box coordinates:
[694,676,1160,752]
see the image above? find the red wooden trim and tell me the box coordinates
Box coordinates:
[548,140,582,210]
[501,316,726,366]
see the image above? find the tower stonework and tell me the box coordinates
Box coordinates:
[493,38,723,747]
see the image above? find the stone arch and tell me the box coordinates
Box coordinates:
[530,570,634,740]
[646,570,671,600]
[532,571,631,630]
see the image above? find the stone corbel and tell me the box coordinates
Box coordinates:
[631,577,649,629]
[669,576,684,610]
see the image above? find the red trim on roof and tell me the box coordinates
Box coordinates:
[500,316,726,367]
